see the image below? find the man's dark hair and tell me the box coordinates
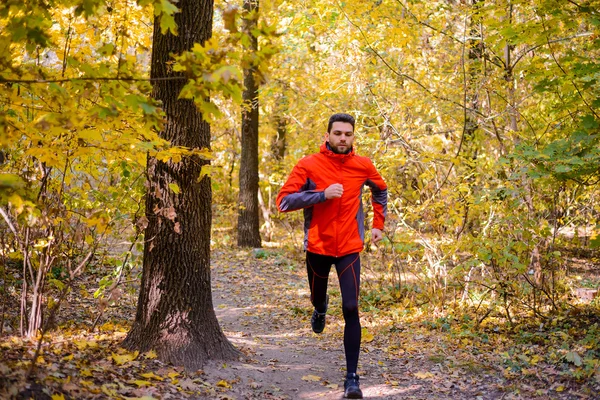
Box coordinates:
[327,113,355,133]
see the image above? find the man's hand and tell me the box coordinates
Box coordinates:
[371,228,383,244]
[324,183,343,199]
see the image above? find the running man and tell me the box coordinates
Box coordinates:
[276,113,387,399]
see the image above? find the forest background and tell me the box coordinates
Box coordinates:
[0,0,599,398]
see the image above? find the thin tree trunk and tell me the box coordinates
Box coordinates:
[237,0,261,248]
[257,187,272,241]
[271,92,287,161]
[123,0,239,369]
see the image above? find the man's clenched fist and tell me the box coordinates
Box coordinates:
[324,183,344,199]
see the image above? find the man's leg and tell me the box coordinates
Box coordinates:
[334,253,361,374]
[306,251,333,317]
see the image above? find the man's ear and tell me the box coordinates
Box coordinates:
[324,132,330,142]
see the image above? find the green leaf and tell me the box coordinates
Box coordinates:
[581,115,599,130]
[98,43,115,56]
[139,102,157,115]
[566,351,583,366]
[48,278,65,291]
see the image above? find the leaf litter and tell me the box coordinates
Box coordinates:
[0,246,598,399]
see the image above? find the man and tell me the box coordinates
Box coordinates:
[276,113,387,399]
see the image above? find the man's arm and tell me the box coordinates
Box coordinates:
[277,162,327,212]
[365,160,387,242]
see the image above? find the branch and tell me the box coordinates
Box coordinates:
[0,76,187,84]
[0,207,18,236]
[540,19,599,120]
[335,0,486,118]
[511,32,593,69]
[394,0,464,44]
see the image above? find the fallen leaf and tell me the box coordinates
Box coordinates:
[140,372,164,381]
[302,375,321,382]
[130,380,152,387]
[111,350,139,365]
[414,371,434,379]
[216,379,232,388]
[362,327,375,343]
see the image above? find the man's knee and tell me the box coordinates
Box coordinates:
[342,301,359,317]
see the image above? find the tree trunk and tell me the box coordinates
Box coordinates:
[271,92,287,161]
[123,0,239,369]
[455,0,483,239]
[237,0,261,248]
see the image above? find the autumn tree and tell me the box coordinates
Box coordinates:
[237,0,262,248]
[122,0,239,368]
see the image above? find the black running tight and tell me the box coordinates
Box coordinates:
[306,251,361,374]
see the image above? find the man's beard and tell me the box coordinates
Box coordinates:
[330,144,351,154]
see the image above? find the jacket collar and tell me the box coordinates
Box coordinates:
[320,142,355,160]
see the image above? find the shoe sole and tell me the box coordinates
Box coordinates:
[344,393,363,399]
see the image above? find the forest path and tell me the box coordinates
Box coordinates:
[206,248,502,400]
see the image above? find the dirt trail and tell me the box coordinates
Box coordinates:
[205,249,501,400]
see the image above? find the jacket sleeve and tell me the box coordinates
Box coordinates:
[364,160,387,230]
[277,161,326,212]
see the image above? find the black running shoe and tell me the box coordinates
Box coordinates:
[310,295,329,333]
[344,373,363,399]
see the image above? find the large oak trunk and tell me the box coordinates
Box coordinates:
[237,0,262,248]
[123,0,239,369]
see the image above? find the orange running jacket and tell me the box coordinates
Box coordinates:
[277,143,387,257]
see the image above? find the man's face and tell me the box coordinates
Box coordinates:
[326,121,355,154]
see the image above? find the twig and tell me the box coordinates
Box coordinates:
[26,248,96,379]
[91,234,140,332]
[0,207,18,236]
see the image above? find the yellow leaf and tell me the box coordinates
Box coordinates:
[362,327,374,343]
[301,375,321,382]
[556,386,565,392]
[168,183,180,194]
[530,355,542,365]
[140,372,164,381]
[101,385,117,397]
[111,350,139,365]
[216,379,232,388]
[62,354,74,361]
[74,340,98,350]
[131,380,152,387]
[51,394,65,400]
[80,368,93,377]
[414,371,434,379]
[168,372,180,380]
[144,350,158,359]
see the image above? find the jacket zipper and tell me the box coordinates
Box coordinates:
[336,157,345,257]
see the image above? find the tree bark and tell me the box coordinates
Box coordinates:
[237,0,262,248]
[123,0,239,369]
